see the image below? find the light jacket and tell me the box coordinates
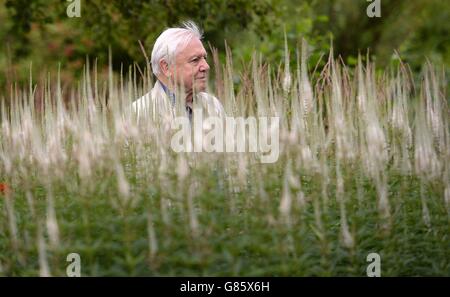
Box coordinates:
[131,80,226,121]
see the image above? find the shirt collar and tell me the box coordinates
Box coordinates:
[158,80,192,121]
[158,80,176,106]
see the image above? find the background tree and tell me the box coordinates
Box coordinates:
[0,0,448,88]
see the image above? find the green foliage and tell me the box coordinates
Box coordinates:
[1,0,449,90]
[0,40,449,275]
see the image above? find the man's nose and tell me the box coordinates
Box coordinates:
[199,58,210,72]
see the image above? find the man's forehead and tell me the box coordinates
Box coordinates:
[178,38,206,58]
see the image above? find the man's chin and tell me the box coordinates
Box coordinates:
[193,82,207,93]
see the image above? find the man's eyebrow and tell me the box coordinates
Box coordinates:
[188,53,208,59]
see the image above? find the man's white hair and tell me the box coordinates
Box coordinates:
[151,21,203,76]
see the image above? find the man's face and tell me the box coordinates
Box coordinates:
[171,37,209,93]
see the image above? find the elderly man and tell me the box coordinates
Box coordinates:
[132,21,225,120]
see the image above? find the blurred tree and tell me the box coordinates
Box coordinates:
[0,0,448,89]
[314,0,449,70]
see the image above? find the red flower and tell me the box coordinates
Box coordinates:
[0,183,11,195]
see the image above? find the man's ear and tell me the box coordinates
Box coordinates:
[159,60,171,77]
